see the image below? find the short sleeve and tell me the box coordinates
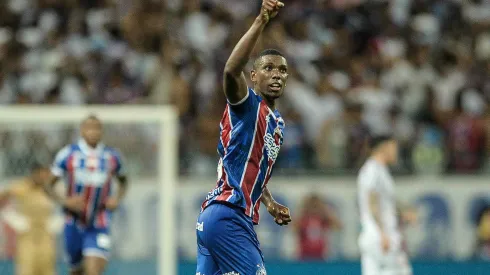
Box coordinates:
[113,150,126,176]
[227,88,260,115]
[358,164,379,192]
[51,146,71,177]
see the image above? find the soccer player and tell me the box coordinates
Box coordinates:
[0,164,62,275]
[44,115,128,275]
[196,0,291,274]
[357,135,412,275]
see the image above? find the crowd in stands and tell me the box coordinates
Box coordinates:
[1,0,490,176]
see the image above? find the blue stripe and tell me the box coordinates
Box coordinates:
[75,184,84,194]
[99,155,106,171]
[250,149,269,219]
[79,158,85,169]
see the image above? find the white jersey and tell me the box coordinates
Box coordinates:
[357,158,401,252]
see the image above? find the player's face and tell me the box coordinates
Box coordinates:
[251,55,288,100]
[81,118,102,146]
[385,140,399,164]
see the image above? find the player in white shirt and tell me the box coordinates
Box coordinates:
[357,135,412,275]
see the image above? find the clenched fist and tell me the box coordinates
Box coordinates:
[261,0,285,23]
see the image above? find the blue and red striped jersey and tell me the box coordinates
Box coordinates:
[51,139,125,229]
[201,88,285,224]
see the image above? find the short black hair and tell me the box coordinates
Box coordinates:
[30,161,46,172]
[369,134,395,150]
[82,114,101,124]
[253,49,286,70]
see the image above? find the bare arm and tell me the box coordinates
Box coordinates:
[43,173,63,205]
[223,0,282,104]
[114,175,129,202]
[261,186,275,208]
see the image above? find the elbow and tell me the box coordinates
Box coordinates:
[223,62,241,77]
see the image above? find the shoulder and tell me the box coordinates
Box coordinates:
[55,144,78,158]
[227,88,261,113]
[7,180,28,197]
[103,146,124,158]
[358,160,379,184]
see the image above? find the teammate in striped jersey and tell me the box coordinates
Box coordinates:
[44,115,128,275]
[196,1,291,274]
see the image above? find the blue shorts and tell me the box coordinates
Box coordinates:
[64,223,111,269]
[196,203,266,275]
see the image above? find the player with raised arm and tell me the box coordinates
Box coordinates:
[196,1,291,274]
[44,115,128,275]
[0,164,62,275]
[357,135,413,275]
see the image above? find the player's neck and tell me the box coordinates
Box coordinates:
[259,93,276,109]
[371,153,387,166]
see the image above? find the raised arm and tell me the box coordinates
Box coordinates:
[223,0,284,104]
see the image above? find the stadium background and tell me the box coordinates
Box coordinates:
[1,0,490,274]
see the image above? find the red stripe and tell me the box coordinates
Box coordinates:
[97,156,115,227]
[252,158,274,224]
[67,154,75,196]
[215,106,234,202]
[243,102,268,216]
[82,186,93,224]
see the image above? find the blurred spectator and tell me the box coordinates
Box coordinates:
[476,205,490,260]
[0,0,489,177]
[294,194,342,261]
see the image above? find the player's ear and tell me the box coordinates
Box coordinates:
[250,70,257,83]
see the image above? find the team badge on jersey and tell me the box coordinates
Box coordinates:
[256,264,267,275]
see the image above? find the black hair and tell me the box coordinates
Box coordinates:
[84,114,100,121]
[30,161,46,172]
[369,134,395,150]
[253,49,286,70]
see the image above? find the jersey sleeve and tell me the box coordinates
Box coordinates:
[227,88,260,115]
[51,146,71,177]
[112,150,127,177]
[358,164,380,193]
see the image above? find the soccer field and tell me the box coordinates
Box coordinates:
[1,260,490,275]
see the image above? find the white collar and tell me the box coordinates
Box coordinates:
[78,139,104,155]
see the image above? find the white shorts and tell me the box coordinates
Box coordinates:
[361,250,412,275]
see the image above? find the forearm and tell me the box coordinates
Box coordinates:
[43,176,63,204]
[224,16,268,75]
[115,176,128,201]
[261,186,275,207]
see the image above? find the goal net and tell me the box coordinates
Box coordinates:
[0,106,178,275]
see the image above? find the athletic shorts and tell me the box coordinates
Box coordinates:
[196,203,267,275]
[64,223,111,269]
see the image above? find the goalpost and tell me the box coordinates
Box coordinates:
[0,105,178,275]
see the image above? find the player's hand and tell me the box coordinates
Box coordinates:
[267,201,291,226]
[104,197,120,211]
[381,232,391,253]
[261,0,284,23]
[401,209,418,225]
[62,196,85,213]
